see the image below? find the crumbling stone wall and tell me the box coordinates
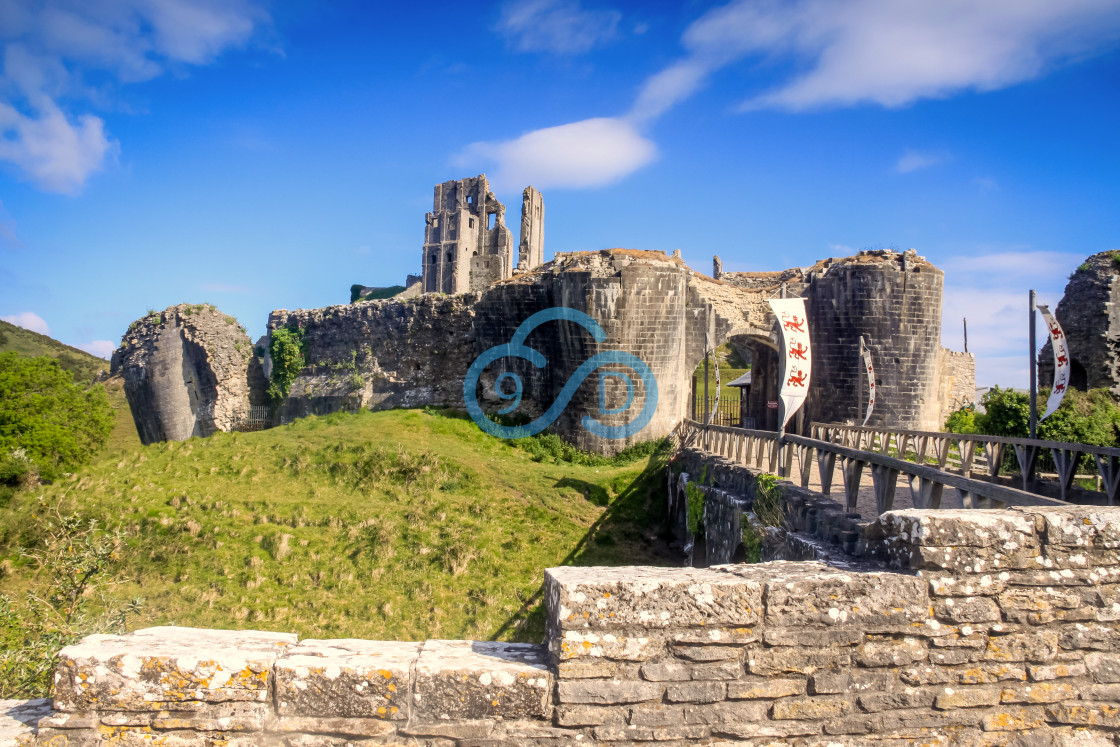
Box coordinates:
[268,293,478,423]
[939,348,977,427]
[1040,251,1120,395]
[111,304,266,444]
[27,504,1120,745]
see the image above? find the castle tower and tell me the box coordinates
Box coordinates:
[517,186,545,271]
[421,175,513,294]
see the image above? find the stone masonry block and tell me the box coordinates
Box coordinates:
[1013,506,1120,548]
[273,639,420,719]
[544,566,762,634]
[53,626,297,712]
[411,640,552,722]
[722,561,928,627]
[878,510,1037,549]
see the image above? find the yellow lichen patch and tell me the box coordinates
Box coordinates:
[387,683,396,692]
[379,669,393,679]
[377,706,387,716]
[491,699,499,707]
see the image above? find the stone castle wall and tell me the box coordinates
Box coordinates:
[939,348,977,427]
[29,504,1120,746]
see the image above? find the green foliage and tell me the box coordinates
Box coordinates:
[686,481,706,535]
[944,403,979,434]
[267,326,308,403]
[0,353,114,480]
[944,386,1120,472]
[1110,251,1120,268]
[0,504,141,697]
[1079,262,1092,272]
[741,473,785,563]
[514,431,669,467]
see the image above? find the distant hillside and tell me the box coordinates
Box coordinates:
[0,320,141,454]
[0,319,108,385]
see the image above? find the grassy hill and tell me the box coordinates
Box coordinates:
[0,320,141,455]
[0,408,673,646]
[0,319,108,385]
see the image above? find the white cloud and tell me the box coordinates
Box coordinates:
[0,0,268,193]
[2,310,51,335]
[0,99,117,194]
[497,0,621,54]
[456,117,656,191]
[625,0,1120,120]
[939,250,1082,281]
[895,149,947,174]
[76,339,115,358]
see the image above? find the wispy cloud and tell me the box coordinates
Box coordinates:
[0,0,269,194]
[76,339,115,358]
[472,0,1120,190]
[895,149,948,174]
[2,310,50,335]
[496,0,621,55]
[455,117,656,191]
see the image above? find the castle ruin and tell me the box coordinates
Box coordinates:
[421,175,544,294]
[114,177,975,452]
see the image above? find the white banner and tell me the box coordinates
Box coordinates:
[768,298,811,431]
[1038,304,1070,422]
[860,337,875,426]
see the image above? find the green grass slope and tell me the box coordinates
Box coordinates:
[0,320,108,385]
[0,408,672,643]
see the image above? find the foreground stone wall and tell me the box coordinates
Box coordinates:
[24,505,1120,746]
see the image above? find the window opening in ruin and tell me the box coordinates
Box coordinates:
[469,218,475,229]
[488,213,496,230]
[446,251,453,262]
[429,252,437,265]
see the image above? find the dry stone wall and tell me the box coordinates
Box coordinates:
[111,304,267,444]
[939,349,977,427]
[22,504,1120,746]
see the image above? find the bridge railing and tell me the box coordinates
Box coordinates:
[812,422,1120,506]
[678,419,1067,518]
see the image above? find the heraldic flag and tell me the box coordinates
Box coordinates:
[768,298,812,431]
[1038,304,1070,422]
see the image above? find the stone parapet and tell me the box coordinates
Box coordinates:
[22,506,1120,745]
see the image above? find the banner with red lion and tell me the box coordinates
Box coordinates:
[768,298,812,431]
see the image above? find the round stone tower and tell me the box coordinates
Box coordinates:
[803,250,944,430]
[472,250,690,455]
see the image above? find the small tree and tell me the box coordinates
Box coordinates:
[0,353,113,480]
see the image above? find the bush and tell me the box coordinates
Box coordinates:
[0,504,141,697]
[943,386,1120,472]
[268,326,308,403]
[0,353,114,480]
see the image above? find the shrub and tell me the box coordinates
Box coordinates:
[686,481,706,535]
[0,353,114,480]
[0,504,141,697]
[267,326,308,403]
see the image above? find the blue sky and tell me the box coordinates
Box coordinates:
[1,0,1119,390]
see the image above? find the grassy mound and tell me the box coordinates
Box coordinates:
[0,408,671,645]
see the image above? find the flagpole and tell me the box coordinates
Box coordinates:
[1029,289,1037,439]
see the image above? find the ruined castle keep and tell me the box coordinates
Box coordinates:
[114,177,974,452]
[421,175,544,294]
[1040,251,1120,396]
